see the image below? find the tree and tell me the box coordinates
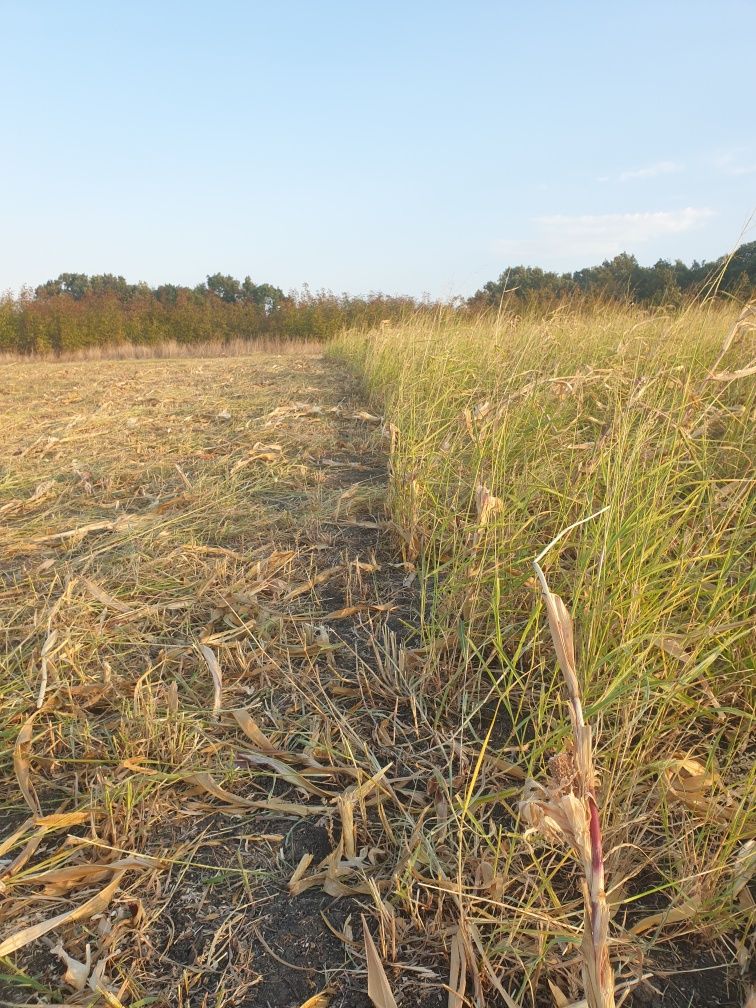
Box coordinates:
[35,273,91,300]
[240,277,286,312]
[89,274,135,300]
[206,273,242,303]
[469,242,756,307]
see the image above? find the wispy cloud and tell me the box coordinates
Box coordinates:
[714,150,756,176]
[618,160,683,182]
[495,207,715,265]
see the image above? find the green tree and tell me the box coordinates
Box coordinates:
[206,273,242,303]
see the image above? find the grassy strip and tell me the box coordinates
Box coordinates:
[332,302,755,1001]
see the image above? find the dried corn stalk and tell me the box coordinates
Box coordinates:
[520,562,615,1008]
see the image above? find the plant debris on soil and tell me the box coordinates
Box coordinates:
[0,351,452,1007]
[0,339,753,1007]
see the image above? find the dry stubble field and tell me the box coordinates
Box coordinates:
[0,350,435,1008]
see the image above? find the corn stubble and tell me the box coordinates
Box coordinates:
[520,561,614,1008]
[0,352,417,1004]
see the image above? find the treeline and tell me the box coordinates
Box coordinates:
[0,272,421,355]
[470,241,756,307]
[2,244,755,355]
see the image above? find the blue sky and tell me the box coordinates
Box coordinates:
[2,0,755,298]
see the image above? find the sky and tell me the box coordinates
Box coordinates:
[1,0,755,299]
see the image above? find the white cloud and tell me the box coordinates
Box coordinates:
[714,150,756,176]
[495,207,715,265]
[618,160,683,182]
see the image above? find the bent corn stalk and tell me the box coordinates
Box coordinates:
[520,561,615,1008]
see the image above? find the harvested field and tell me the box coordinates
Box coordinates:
[0,306,754,1008]
[0,351,438,1006]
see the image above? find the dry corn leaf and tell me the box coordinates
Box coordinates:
[198,644,223,716]
[239,750,331,797]
[185,771,323,816]
[474,483,504,528]
[80,577,133,614]
[18,856,152,895]
[35,810,90,831]
[30,519,114,544]
[299,992,332,1008]
[282,565,343,602]
[337,795,356,859]
[653,636,691,661]
[323,603,395,621]
[715,302,756,361]
[462,400,493,436]
[362,917,398,1008]
[448,924,467,1008]
[232,710,352,777]
[0,479,58,517]
[190,544,248,561]
[151,493,190,514]
[288,846,376,897]
[709,361,756,381]
[321,604,364,620]
[1,833,44,881]
[289,853,314,891]
[353,558,381,572]
[36,629,59,708]
[541,589,578,696]
[231,709,280,755]
[0,819,34,859]
[484,753,527,781]
[31,512,148,545]
[547,980,570,1007]
[732,840,755,909]
[14,711,42,816]
[248,798,326,816]
[52,942,91,991]
[630,899,700,936]
[231,443,283,473]
[119,757,158,774]
[185,772,258,808]
[280,639,342,658]
[0,868,129,957]
[661,756,729,819]
[547,989,589,1008]
[349,410,382,423]
[348,765,392,804]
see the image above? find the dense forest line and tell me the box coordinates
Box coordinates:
[470,240,756,307]
[0,274,418,354]
[1,242,754,355]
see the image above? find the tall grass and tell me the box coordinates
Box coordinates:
[332,302,755,1000]
[0,335,320,364]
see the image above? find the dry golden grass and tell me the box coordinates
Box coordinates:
[0,336,320,365]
